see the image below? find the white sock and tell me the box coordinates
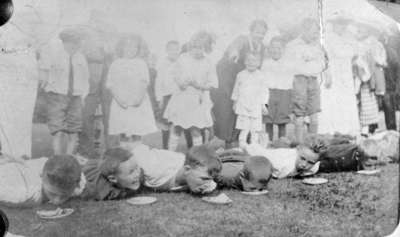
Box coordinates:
[193,136,203,147]
[168,133,180,151]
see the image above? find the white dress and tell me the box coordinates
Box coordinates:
[164,53,217,129]
[318,33,360,135]
[0,49,38,158]
[107,58,157,136]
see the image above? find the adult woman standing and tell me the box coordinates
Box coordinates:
[0,26,38,158]
[318,19,360,136]
[211,20,268,148]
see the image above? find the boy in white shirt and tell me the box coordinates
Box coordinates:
[39,29,89,155]
[155,40,181,149]
[261,36,294,140]
[244,143,320,179]
[232,52,269,148]
[285,18,327,143]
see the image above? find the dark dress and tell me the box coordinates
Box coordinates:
[383,35,400,130]
[211,35,265,142]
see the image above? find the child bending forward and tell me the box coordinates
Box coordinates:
[244,143,320,179]
[106,34,157,145]
[83,144,219,200]
[164,35,218,150]
[232,52,269,148]
[0,154,85,206]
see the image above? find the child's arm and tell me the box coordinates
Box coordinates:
[231,74,242,102]
[0,153,26,165]
[106,61,131,109]
[226,36,248,63]
[131,60,150,107]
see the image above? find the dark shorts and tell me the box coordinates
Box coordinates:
[263,89,292,124]
[292,75,321,117]
[47,92,83,135]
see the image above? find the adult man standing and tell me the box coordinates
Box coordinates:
[80,10,116,158]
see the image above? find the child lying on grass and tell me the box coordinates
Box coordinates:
[243,143,320,178]
[83,144,220,200]
[0,153,85,206]
[215,150,272,191]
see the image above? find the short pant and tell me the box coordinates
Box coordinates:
[47,92,83,134]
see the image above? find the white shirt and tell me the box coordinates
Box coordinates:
[130,144,185,190]
[285,38,326,77]
[39,39,89,97]
[244,144,319,179]
[106,58,150,106]
[232,69,269,118]
[155,57,180,101]
[261,57,294,90]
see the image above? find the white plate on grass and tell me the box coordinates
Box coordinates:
[302,178,328,185]
[37,208,74,219]
[356,169,381,175]
[241,190,269,196]
[169,185,186,191]
[126,196,157,205]
[202,193,232,205]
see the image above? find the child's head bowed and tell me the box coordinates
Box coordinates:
[183,145,221,194]
[295,145,319,172]
[240,156,272,192]
[42,155,83,205]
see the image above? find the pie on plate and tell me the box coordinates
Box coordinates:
[241,190,269,196]
[302,177,328,185]
[202,193,232,204]
[37,208,74,219]
[126,196,157,205]
[356,169,381,175]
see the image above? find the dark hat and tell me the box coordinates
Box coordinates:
[59,28,83,44]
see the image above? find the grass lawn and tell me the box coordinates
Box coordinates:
[2,123,398,237]
[2,164,398,237]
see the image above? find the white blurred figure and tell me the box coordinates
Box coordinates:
[318,18,360,136]
[0,25,38,158]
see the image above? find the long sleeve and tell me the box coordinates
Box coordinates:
[225,35,248,60]
[205,63,218,89]
[371,38,387,67]
[231,73,242,101]
[105,61,118,91]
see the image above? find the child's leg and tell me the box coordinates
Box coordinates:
[184,129,193,148]
[238,129,250,148]
[308,113,318,134]
[250,131,259,145]
[191,127,203,147]
[169,126,182,151]
[66,133,79,155]
[53,131,67,155]
[162,129,170,149]
[294,116,305,143]
[278,124,286,138]
[265,123,274,141]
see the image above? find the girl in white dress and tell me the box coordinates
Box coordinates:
[106,34,157,144]
[319,20,360,136]
[164,35,218,150]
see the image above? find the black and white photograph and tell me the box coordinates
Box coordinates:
[0,0,400,236]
